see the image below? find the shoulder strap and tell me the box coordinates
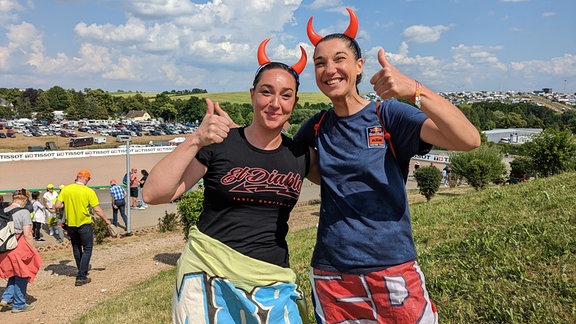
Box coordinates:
[375,101,396,159]
[314,110,329,137]
[6,207,24,217]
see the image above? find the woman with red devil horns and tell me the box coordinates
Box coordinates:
[294,8,480,324]
[144,39,313,323]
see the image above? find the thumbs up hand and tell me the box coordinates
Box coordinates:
[369,48,416,101]
[194,98,232,147]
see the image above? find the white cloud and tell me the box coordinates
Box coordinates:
[0,0,24,25]
[102,56,137,80]
[74,43,113,72]
[402,24,452,44]
[511,54,576,77]
[74,17,148,44]
[308,0,343,10]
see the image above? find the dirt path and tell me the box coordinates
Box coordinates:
[0,204,321,324]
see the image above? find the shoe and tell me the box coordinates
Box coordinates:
[11,304,34,313]
[57,239,64,243]
[35,238,45,241]
[0,300,11,307]
[75,277,91,286]
[138,206,146,210]
[49,230,54,235]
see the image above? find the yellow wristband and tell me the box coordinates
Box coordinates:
[414,80,422,109]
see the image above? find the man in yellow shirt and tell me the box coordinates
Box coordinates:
[55,170,111,286]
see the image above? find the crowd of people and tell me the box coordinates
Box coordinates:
[0,166,150,314]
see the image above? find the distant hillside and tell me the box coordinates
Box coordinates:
[529,94,573,112]
[179,91,330,105]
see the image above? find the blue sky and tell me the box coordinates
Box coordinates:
[1,0,575,94]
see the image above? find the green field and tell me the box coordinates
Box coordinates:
[110,91,330,105]
[177,91,330,105]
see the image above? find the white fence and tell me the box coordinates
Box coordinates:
[0,146,176,162]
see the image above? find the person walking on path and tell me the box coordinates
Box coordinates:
[109,179,128,230]
[42,184,63,243]
[54,170,111,286]
[295,8,480,323]
[0,194,43,313]
[30,191,47,242]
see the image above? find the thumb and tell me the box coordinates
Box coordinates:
[213,102,228,117]
[215,102,238,127]
[205,98,215,115]
[377,48,389,68]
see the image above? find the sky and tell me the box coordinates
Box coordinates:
[1,0,575,94]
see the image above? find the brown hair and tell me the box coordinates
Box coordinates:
[316,34,363,91]
[12,194,28,202]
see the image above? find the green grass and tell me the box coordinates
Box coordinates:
[174,91,330,105]
[76,172,576,323]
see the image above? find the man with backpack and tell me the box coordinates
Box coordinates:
[0,193,42,313]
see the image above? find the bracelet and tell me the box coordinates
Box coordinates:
[414,80,422,109]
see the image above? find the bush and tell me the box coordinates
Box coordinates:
[414,166,442,202]
[92,216,109,244]
[523,128,576,177]
[177,189,204,240]
[450,145,507,190]
[158,211,179,233]
[509,156,534,180]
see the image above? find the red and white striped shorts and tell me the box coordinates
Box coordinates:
[310,261,438,323]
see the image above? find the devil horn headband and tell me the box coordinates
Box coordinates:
[257,38,307,75]
[307,7,358,46]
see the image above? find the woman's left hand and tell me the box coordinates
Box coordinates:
[369,48,415,101]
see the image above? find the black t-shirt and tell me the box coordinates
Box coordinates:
[196,127,309,267]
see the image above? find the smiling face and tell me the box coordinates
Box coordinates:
[313,37,363,99]
[250,67,298,131]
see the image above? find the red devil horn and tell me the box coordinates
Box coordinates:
[291,46,307,75]
[257,38,271,66]
[307,8,358,46]
[307,17,322,46]
[343,8,358,39]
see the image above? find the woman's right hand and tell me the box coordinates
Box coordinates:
[193,98,234,147]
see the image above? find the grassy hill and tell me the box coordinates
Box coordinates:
[176,91,330,105]
[79,172,576,323]
[110,91,330,105]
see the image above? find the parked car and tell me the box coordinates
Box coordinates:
[0,132,6,138]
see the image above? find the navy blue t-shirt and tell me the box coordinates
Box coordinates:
[295,100,431,273]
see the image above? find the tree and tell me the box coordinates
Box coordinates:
[15,96,32,118]
[67,90,87,120]
[177,96,205,124]
[449,145,507,190]
[414,166,442,202]
[523,128,576,177]
[45,86,70,112]
[35,92,54,121]
[86,89,116,117]
[20,88,40,113]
